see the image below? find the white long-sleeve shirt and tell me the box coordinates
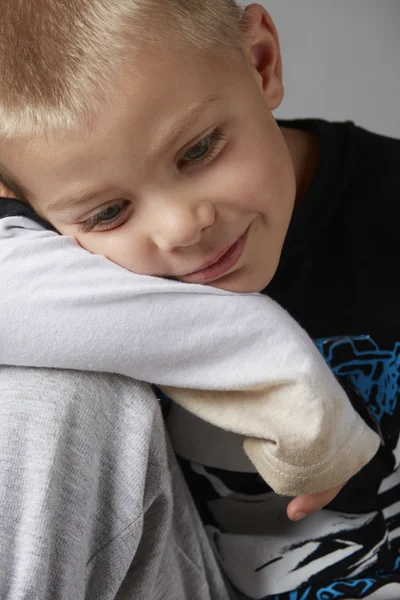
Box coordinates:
[0,215,380,494]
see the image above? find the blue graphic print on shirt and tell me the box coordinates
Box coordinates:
[267,336,400,599]
[315,335,400,422]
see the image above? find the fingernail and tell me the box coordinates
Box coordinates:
[293,512,307,521]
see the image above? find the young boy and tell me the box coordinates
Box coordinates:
[1,1,400,599]
[0,0,380,507]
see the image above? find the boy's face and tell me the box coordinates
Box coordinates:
[2,6,300,293]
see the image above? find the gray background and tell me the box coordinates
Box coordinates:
[251,1,399,137]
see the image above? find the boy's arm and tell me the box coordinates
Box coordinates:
[0,215,380,496]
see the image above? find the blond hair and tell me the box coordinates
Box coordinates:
[0,0,245,141]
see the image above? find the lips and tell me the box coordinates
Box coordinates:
[180,227,250,284]
[196,242,236,273]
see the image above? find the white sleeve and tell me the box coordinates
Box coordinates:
[0,216,380,494]
[0,215,340,389]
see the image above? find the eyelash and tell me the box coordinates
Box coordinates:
[78,126,227,233]
[77,200,131,233]
[178,125,227,169]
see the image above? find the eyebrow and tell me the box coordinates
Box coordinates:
[47,186,114,214]
[47,93,221,214]
[154,93,221,155]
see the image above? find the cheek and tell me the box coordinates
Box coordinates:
[76,231,139,270]
[247,140,296,218]
[225,144,293,218]
[72,226,162,275]
[200,139,269,213]
[219,120,294,207]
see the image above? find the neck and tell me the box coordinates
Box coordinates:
[280,126,319,205]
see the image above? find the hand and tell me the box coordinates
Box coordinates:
[286,481,346,521]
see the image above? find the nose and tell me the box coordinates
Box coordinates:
[150,196,215,252]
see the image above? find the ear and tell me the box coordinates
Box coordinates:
[240,4,284,110]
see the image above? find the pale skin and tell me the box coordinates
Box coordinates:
[1,4,346,519]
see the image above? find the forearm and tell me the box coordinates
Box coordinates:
[0,215,380,495]
[0,214,338,390]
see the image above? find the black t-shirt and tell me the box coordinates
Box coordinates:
[2,119,400,599]
[172,120,400,600]
[268,119,400,505]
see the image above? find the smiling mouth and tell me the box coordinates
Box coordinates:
[180,227,250,284]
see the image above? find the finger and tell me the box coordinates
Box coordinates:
[286,482,346,521]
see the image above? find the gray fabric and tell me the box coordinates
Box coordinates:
[0,366,234,600]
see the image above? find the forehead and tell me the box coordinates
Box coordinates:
[2,46,247,205]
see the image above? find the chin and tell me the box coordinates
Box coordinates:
[209,266,275,293]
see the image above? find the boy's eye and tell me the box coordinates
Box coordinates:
[98,205,121,222]
[183,136,212,162]
[179,127,227,167]
[76,127,227,235]
[77,200,130,233]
